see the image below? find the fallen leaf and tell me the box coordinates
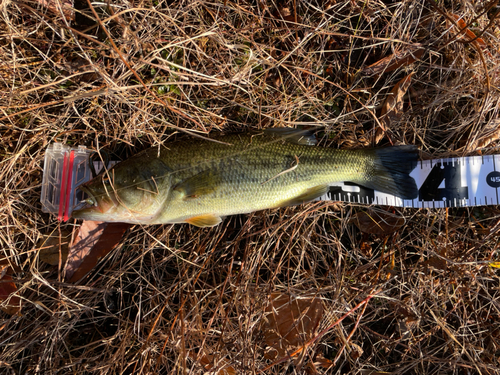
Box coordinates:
[375,72,414,143]
[313,353,333,368]
[193,352,236,375]
[489,262,500,269]
[425,256,447,271]
[0,258,21,315]
[349,342,364,359]
[262,292,324,362]
[64,221,131,282]
[351,208,405,235]
[35,0,74,21]
[449,13,488,49]
[466,119,500,151]
[305,361,318,375]
[0,274,21,315]
[272,5,301,24]
[37,230,71,266]
[360,241,373,257]
[363,46,424,76]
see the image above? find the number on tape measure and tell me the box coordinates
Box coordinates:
[418,161,468,204]
[486,171,500,188]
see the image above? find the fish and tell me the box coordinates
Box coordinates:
[72,129,418,227]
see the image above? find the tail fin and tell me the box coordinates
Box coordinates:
[363,146,418,199]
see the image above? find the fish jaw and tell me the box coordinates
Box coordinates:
[72,202,160,223]
[71,206,119,222]
[72,184,119,221]
[72,205,113,222]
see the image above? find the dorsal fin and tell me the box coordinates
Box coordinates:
[264,128,317,146]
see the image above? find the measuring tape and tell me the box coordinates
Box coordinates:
[320,155,500,208]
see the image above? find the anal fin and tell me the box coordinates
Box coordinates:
[185,214,222,227]
[280,184,329,207]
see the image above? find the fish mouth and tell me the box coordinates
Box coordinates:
[72,185,116,220]
[71,206,102,220]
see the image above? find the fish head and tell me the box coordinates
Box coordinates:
[72,164,170,223]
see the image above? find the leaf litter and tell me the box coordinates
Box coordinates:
[2,0,500,373]
[375,72,414,144]
[64,221,131,282]
[262,292,324,364]
[0,269,21,316]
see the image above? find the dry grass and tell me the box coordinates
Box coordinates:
[2,0,500,373]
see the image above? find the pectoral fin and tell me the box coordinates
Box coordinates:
[185,214,222,227]
[174,170,219,200]
[280,184,329,207]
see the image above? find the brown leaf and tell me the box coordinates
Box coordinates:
[194,352,236,375]
[425,256,447,271]
[272,5,301,24]
[449,13,488,49]
[37,230,71,266]
[349,342,364,359]
[351,208,405,236]
[305,361,318,375]
[0,274,21,315]
[363,46,424,76]
[313,353,333,368]
[375,72,414,143]
[466,119,500,151]
[36,0,75,21]
[360,241,373,257]
[64,221,130,282]
[262,292,324,361]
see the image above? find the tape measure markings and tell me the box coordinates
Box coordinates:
[319,156,500,208]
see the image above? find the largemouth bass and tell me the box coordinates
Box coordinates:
[72,129,418,227]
